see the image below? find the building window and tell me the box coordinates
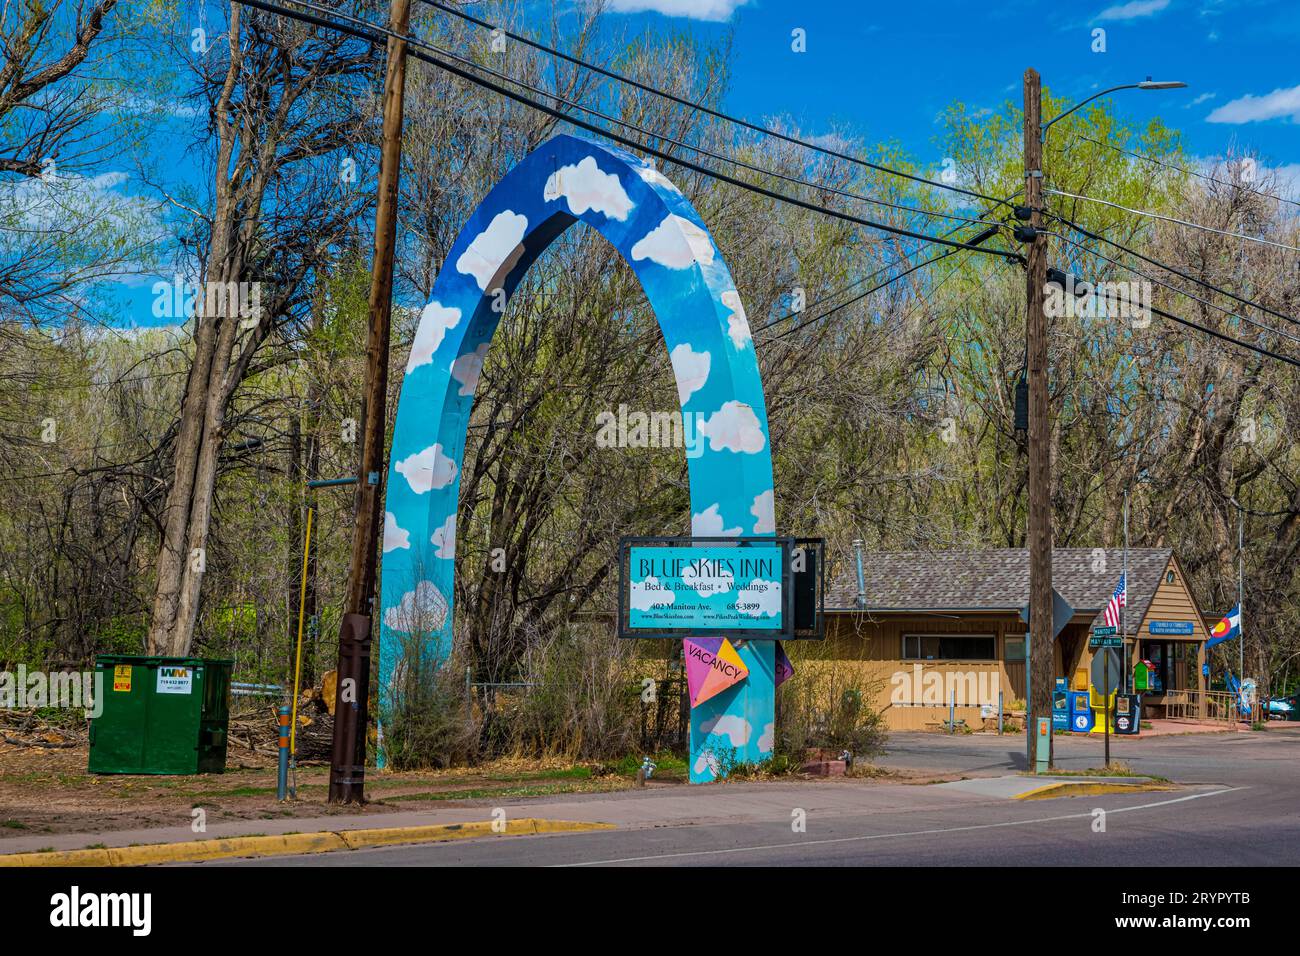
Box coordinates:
[1004,637,1025,662]
[1166,570,1176,584]
[903,634,996,661]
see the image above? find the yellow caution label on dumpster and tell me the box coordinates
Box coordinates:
[113,665,132,692]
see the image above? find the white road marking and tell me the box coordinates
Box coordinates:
[556,786,1246,866]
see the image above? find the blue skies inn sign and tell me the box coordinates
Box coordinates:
[619,537,795,639]
[378,134,779,783]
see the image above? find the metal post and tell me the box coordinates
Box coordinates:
[949,688,955,733]
[1103,650,1110,767]
[1123,488,1130,692]
[1238,504,1244,700]
[998,690,1004,735]
[277,705,290,801]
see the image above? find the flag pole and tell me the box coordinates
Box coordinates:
[1123,487,1129,693]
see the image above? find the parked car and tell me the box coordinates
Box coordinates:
[1265,695,1297,721]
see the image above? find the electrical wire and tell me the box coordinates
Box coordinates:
[1045,232,1300,369]
[1071,133,1300,212]
[1049,213,1300,329]
[1045,186,1300,254]
[1050,229,1300,346]
[418,0,1016,212]
[237,0,1019,259]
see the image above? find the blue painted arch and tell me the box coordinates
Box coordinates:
[379,134,777,782]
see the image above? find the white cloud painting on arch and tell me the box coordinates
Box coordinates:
[545,156,634,220]
[455,210,528,291]
[451,342,490,396]
[750,489,775,534]
[406,301,462,373]
[394,442,458,493]
[431,513,456,559]
[384,580,449,634]
[383,511,410,552]
[669,343,711,404]
[721,290,751,349]
[630,213,716,269]
[692,503,742,537]
[698,401,767,453]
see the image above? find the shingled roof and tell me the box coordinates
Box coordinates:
[826,548,1174,633]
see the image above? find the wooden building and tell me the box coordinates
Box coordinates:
[818,547,1209,730]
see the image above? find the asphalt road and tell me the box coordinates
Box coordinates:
[208,727,1300,867]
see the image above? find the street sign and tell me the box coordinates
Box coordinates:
[1091,647,1121,696]
[1019,588,1075,641]
[1090,625,1122,649]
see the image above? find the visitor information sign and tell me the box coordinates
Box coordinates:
[618,537,795,639]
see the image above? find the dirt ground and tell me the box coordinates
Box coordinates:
[0,741,664,839]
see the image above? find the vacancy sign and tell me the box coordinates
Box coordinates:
[685,638,749,707]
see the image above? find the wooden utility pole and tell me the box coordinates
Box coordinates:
[329,0,412,804]
[1023,68,1054,771]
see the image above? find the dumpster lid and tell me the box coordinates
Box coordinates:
[94,655,234,667]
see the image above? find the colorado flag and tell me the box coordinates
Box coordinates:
[1206,604,1241,648]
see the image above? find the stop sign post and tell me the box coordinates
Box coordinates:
[1090,626,1121,766]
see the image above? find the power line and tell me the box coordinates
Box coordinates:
[1046,186,1300,254]
[1046,232,1300,369]
[1050,213,1300,329]
[238,0,1019,260]
[419,0,1016,212]
[1050,229,1300,347]
[1071,133,1300,212]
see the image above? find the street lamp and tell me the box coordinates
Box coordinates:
[1020,71,1186,773]
[1041,77,1187,142]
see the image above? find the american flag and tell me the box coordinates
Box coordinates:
[1103,572,1127,628]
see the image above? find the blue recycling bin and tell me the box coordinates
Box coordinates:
[1069,690,1094,733]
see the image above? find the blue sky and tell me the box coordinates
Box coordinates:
[577,0,1299,185]
[96,0,1298,328]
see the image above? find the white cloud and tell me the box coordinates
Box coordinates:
[630,214,715,269]
[406,301,461,373]
[545,155,634,220]
[669,343,711,405]
[431,513,456,559]
[1187,92,1217,108]
[394,443,458,494]
[451,342,490,396]
[693,752,719,777]
[692,503,742,537]
[735,579,782,619]
[456,210,528,290]
[1093,0,1169,21]
[630,575,673,612]
[757,721,774,752]
[606,0,752,21]
[721,290,751,349]
[750,489,775,534]
[698,401,767,454]
[1207,85,1300,124]
[635,164,681,194]
[698,712,750,746]
[383,511,410,552]
[383,580,449,634]
[682,559,734,597]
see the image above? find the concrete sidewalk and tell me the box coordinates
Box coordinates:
[0,777,1030,856]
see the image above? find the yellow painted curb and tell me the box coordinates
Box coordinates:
[0,818,615,867]
[1016,781,1174,801]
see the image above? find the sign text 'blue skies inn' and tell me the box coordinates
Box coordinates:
[627,545,784,631]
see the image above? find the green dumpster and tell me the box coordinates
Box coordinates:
[88,656,233,774]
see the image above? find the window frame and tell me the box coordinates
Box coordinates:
[901,632,998,662]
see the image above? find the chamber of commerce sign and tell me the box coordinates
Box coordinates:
[618,537,795,639]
